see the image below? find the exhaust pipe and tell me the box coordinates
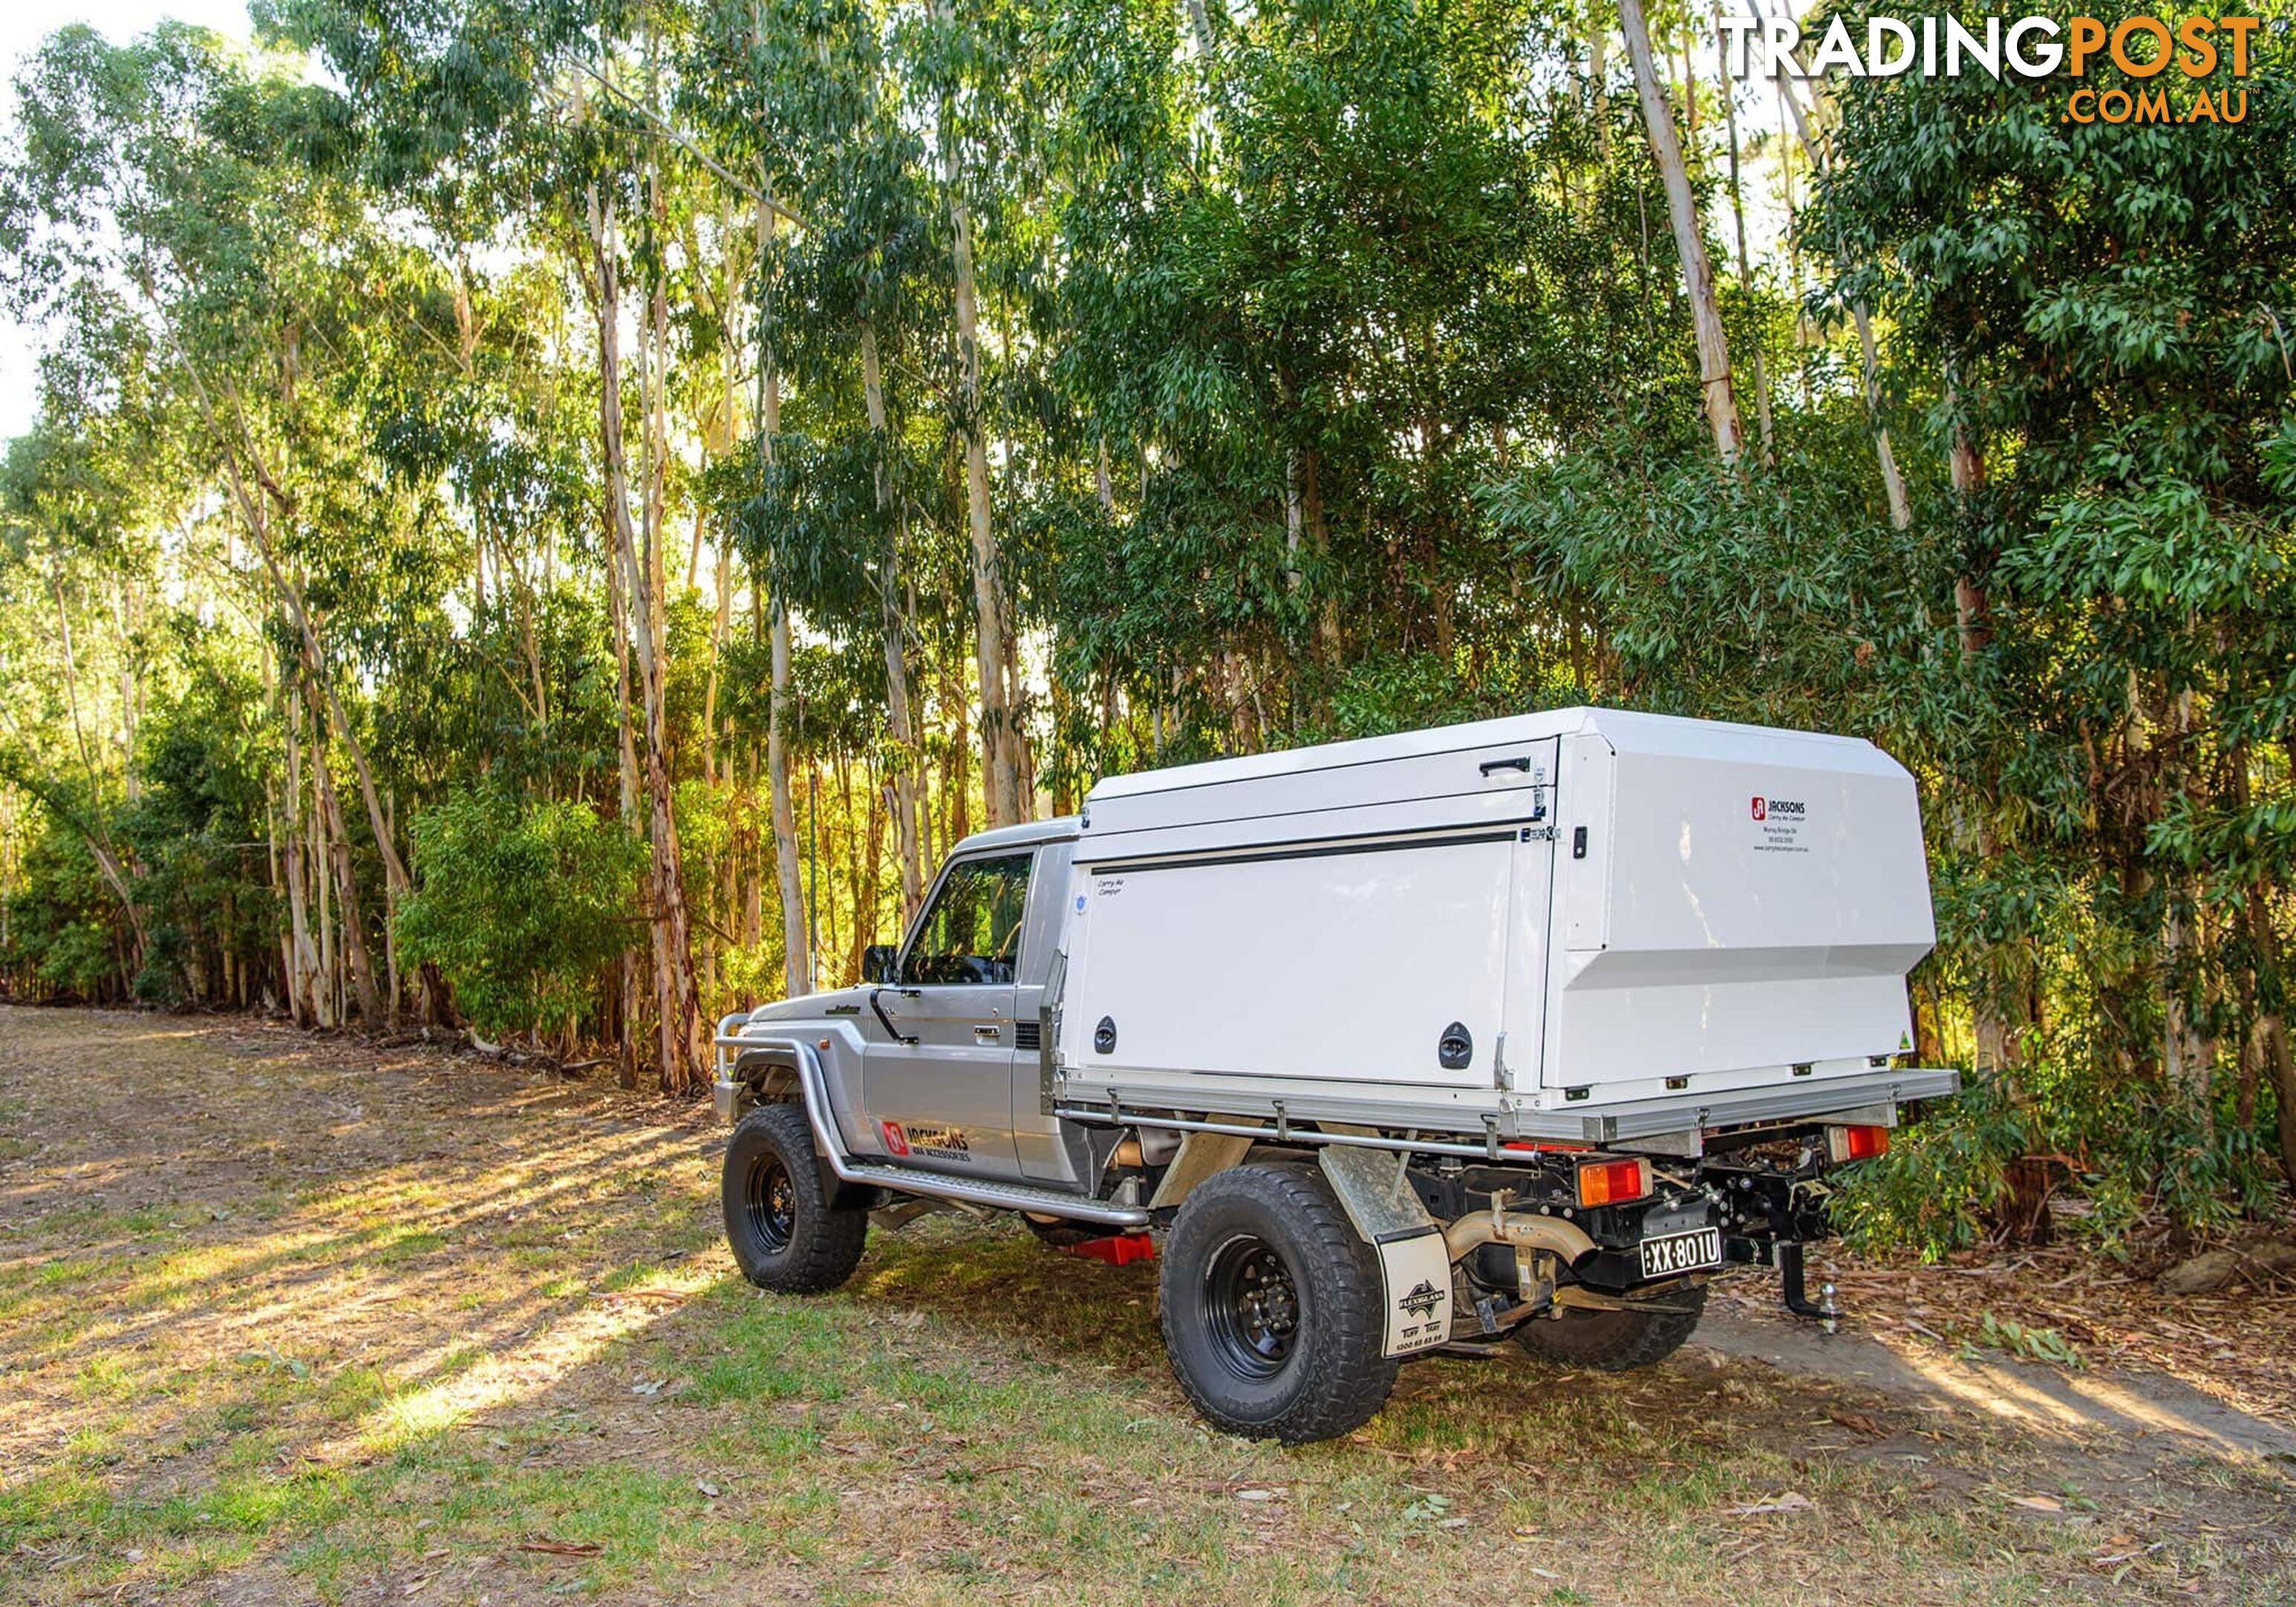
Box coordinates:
[1443,1203,1596,1266]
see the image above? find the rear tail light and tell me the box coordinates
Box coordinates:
[1575,1156,1652,1208]
[1827,1124,1891,1164]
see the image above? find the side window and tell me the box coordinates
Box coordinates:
[900,853,1034,985]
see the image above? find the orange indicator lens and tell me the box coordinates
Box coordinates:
[1576,1157,1652,1208]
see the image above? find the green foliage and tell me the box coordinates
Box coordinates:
[394,791,642,1039]
[1830,1081,2032,1260]
[118,644,280,1006]
[1,818,125,998]
[1972,1313,2082,1370]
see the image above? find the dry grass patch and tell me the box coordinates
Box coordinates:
[1,1007,2290,1604]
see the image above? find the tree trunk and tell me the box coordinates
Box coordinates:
[1714,1,1774,464]
[2253,894,2296,1185]
[1770,71,1911,528]
[856,768,886,979]
[277,719,319,1027]
[1945,376,2016,1078]
[1620,0,1742,464]
[590,180,706,1091]
[758,217,811,1000]
[1284,444,1304,591]
[1948,371,1990,647]
[767,586,808,999]
[938,48,1026,828]
[607,441,644,1080]
[298,672,382,1023]
[314,754,336,1026]
[2160,691,2210,1112]
[862,321,926,920]
[1187,0,1216,59]
[741,741,763,949]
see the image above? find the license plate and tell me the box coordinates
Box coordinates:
[1639,1227,1722,1280]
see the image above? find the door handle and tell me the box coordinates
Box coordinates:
[973,1025,1002,1043]
[1480,755,1548,819]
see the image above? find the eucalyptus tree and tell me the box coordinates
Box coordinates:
[0,418,161,977]
[899,0,1036,827]
[269,0,725,1085]
[1038,0,1698,754]
[1617,0,1739,462]
[744,1,947,920]
[0,22,435,1024]
[1806,7,2296,1184]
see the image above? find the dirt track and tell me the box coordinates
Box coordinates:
[3,1007,2292,1605]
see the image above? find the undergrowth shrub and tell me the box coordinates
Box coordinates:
[395,789,642,1040]
[1835,1072,2285,1263]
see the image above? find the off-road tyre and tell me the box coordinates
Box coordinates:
[722,1102,868,1294]
[1159,1162,1399,1443]
[1022,1213,1103,1249]
[1512,1284,1707,1371]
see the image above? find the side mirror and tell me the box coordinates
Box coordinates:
[862,944,897,984]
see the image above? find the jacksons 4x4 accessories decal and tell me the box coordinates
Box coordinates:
[880,1120,972,1163]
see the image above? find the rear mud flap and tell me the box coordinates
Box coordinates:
[1318,1146,1455,1358]
[1375,1229,1454,1356]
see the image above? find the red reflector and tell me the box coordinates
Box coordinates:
[1065,1233,1155,1266]
[1576,1157,1651,1208]
[1832,1124,1890,1162]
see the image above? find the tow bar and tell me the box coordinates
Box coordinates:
[1777,1241,1841,1334]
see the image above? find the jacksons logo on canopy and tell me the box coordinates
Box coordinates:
[1719,12,2264,124]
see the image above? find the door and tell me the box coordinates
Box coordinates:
[863,850,1036,1177]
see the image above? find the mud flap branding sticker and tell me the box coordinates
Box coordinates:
[1376,1229,1453,1357]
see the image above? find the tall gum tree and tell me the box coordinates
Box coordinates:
[1617,0,1740,463]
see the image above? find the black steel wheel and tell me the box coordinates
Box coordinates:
[1158,1161,1398,1443]
[1202,1234,1300,1379]
[721,1102,868,1294]
[743,1152,798,1254]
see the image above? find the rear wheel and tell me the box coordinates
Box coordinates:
[722,1103,868,1294]
[1159,1163,1397,1443]
[1512,1285,1706,1371]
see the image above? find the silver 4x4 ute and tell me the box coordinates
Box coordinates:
[713,708,1957,1444]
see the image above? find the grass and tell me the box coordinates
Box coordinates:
[1,1007,2291,1605]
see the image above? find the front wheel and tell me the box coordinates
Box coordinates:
[1512,1284,1706,1370]
[1158,1162,1398,1443]
[722,1103,868,1294]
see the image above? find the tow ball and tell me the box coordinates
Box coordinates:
[1777,1241,1841,1335]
